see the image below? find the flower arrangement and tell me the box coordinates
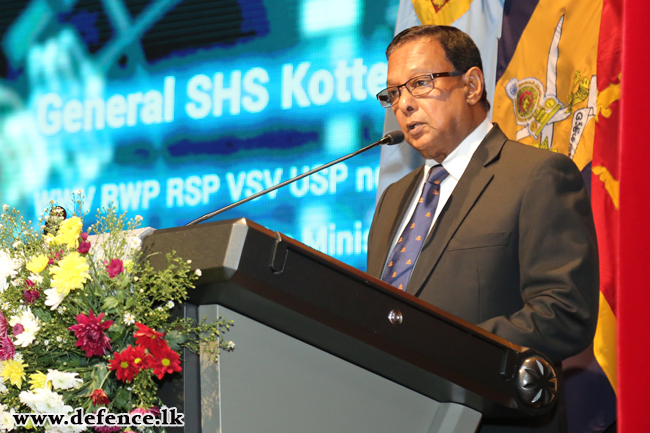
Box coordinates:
[0,198,233,432]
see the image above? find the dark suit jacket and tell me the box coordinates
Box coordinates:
[367,125,599,432]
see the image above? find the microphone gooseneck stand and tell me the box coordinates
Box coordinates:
[185,130,405,226]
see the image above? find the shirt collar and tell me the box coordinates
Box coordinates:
[425,117,493,181]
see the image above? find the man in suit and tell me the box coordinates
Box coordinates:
[367,25,599,432]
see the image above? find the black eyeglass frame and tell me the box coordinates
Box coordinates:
[376,71,465,108]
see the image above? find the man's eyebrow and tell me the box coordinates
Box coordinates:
[386,70,430,86]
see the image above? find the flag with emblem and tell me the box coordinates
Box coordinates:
[492,1,617,432]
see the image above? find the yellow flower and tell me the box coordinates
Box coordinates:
[0,359,27,388]
[124,260,134,273]
[29,371,50,390]
[26,254,49,273]
[50,252,91,296]
[53,216,83,248]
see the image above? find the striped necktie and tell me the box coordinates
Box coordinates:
[381,165,449,290]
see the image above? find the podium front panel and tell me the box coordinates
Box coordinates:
[199,306,481,433]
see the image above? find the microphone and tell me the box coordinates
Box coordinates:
[185,130,405,226]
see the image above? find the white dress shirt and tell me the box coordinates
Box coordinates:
[386,118,493,258]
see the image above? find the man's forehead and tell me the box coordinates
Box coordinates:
[387,38,449,82]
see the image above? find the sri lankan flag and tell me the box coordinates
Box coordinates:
[493,3,618,424]
[493,2,619,432]
[404,1,620,432]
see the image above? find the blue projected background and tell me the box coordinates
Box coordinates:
[0,0,397,270]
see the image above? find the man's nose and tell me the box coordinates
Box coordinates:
[396,89,417,114]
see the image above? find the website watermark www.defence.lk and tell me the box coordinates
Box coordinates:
[13,407,184,428]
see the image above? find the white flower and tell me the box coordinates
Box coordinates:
[46,423,87,433]
[194,269,202,277]
[19,388,72,414]
[135,215,143,222]
[11,241,20,249]
[0,250,20,293]
[166,301,175,310]
[186,259,192,264]
[13,353,22,362]
[46,370,82,390]
[226,341,235,350]
[1,302,9,310]
[123,312,136,325]
[128,236,142,252]
[56,336,62,343]
[45,288,66,311]
[0,382,7,393]
[156,306,164,312]
[8,307,40,347]
[0,403,15,432]
[29,273,44,284]
[44,339,49,346]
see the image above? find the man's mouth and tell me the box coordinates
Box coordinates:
[407,122,423,132]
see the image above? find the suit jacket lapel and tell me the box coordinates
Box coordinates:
[405,125,509,296]
[368,166,424,277]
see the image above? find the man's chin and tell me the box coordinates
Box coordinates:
[408,137,433,156]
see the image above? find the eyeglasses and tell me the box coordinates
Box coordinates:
[376,71,464,108]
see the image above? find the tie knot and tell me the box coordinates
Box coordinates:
[426,165,449,185]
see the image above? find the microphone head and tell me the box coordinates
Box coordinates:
[383,130,405,145]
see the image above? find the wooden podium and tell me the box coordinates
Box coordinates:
[143,219,558,433]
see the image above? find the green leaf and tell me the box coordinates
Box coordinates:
[109,323,125,342]
[103,296,119,310]
[67,356,84,368]
[32,308,53,322]
[91,363,109,385]
[165,330,187,351]
[114,387,130,409]
[115,289,127,303]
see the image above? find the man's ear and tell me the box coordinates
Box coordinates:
[465,67,484,106]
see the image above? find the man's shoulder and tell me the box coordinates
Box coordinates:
[382,165,423,195]
[488,135,579,176]
[484,124,575,166]
[497,138,579,173]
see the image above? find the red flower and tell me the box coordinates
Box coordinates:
[0,336,15,361]
[23,289,41,304]
[68,310,114,357]
[48,250,63,265]
[108,345,147,382]
[93,425,121,433]
[134,322,167,352]
[77,241,91,254]
[105,259,124,278]
[12,324,24,336]
[0,311,8,337]
[130,407,160,417]
[148,345,182,379]
[25,279,35,287]
[81,232,89,241]
[90,389,110,406]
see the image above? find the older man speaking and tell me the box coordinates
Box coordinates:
[367,25,599,433]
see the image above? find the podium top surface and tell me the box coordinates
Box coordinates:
[141,218,557,418]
